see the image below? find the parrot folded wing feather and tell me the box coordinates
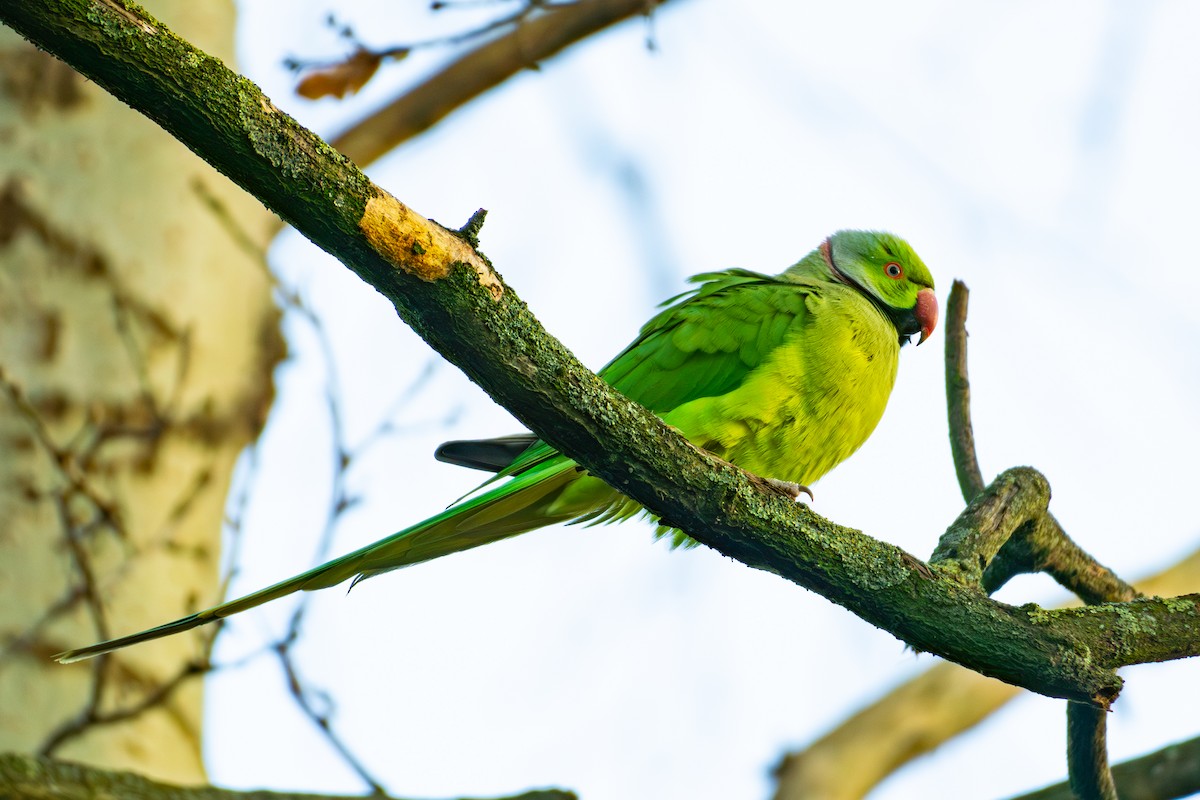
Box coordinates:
[598,270,819,415]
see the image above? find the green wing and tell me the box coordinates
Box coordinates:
[599,269,815,413]
[459,269,819,483]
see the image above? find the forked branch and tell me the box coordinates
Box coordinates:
[3,0,1197,720]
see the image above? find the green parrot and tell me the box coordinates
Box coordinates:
[56,229,937,663]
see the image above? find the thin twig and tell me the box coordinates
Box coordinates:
[260,284,459,794]
[287,0,569,71]
[0,367,123,532]
[39,660,208,756]
[944,280,986,500]
[1066,703,1118,800]
[940,281,1140,602]
[274,635,387,795]
[330,0,667,167]
[260,287,385,794]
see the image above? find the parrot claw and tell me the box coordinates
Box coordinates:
[764,478,813,502]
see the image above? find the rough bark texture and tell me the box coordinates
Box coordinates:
[2,0,1196,714]
[0,1,280,783]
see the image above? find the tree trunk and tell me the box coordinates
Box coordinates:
[0,1,280,783]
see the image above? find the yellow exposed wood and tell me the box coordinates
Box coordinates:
[359,188,502,299]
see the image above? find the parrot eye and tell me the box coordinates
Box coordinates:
[884,262,903,279]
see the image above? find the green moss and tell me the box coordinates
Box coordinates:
[928,560,973,586]
[1025,604,1055,625]
[1162,595,1198,614]
[793,518,912,591]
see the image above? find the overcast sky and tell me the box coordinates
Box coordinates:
[202,2,1200,798]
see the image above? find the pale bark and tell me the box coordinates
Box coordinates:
[0,1,279,784]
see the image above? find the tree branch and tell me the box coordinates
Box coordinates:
[775,282,1190,799]
[1010,733,1200,800]
[929,466,1049,584]
[331,0,669,166]
[943,281,986,499]
[943,282,1130,795]
[1066,703,1118,800]
[942,282,1138,603]
[4,0,1197,712]
[0,751,575,800]
[772,547,1200,799]
[771,662,1019,800]
[983,512,1140,603]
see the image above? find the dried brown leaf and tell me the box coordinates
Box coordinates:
[296,48,384,100]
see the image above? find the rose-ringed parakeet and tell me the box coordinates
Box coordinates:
[56,229,936,663]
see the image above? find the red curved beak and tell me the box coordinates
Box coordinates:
[915,288,938,345]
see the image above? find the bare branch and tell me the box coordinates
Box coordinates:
[940,283,1138,603]
[257,283,458,792]
[0,366,123,532]
[331,0,669,166]
[273,636,387,795]
[944,280,986,499]
[1065,703,1118,800]
[38,661,207,757]
[942,282,1136,796]
[771,663,1019,800]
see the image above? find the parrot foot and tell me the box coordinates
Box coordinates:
[764,478,813,502]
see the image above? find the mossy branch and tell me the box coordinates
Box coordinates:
[943,282,1138,603]
[0,752,575,800]
[1010,733,1200,800]
[944,280,986,499]
[3,0,1197,713]
[942,281,1142,797]
[773,550,1200,800]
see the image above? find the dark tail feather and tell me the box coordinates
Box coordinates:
[434,433,539,472]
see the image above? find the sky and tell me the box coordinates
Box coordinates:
[200,2,1200,799]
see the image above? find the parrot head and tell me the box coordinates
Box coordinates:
[817,230,938,345]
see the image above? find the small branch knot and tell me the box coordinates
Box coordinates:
[930,467,1052,585]
[457,207,488,248]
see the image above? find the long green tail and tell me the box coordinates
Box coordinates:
[55,460,581,663]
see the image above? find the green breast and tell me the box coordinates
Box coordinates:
[662,285,900,486]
